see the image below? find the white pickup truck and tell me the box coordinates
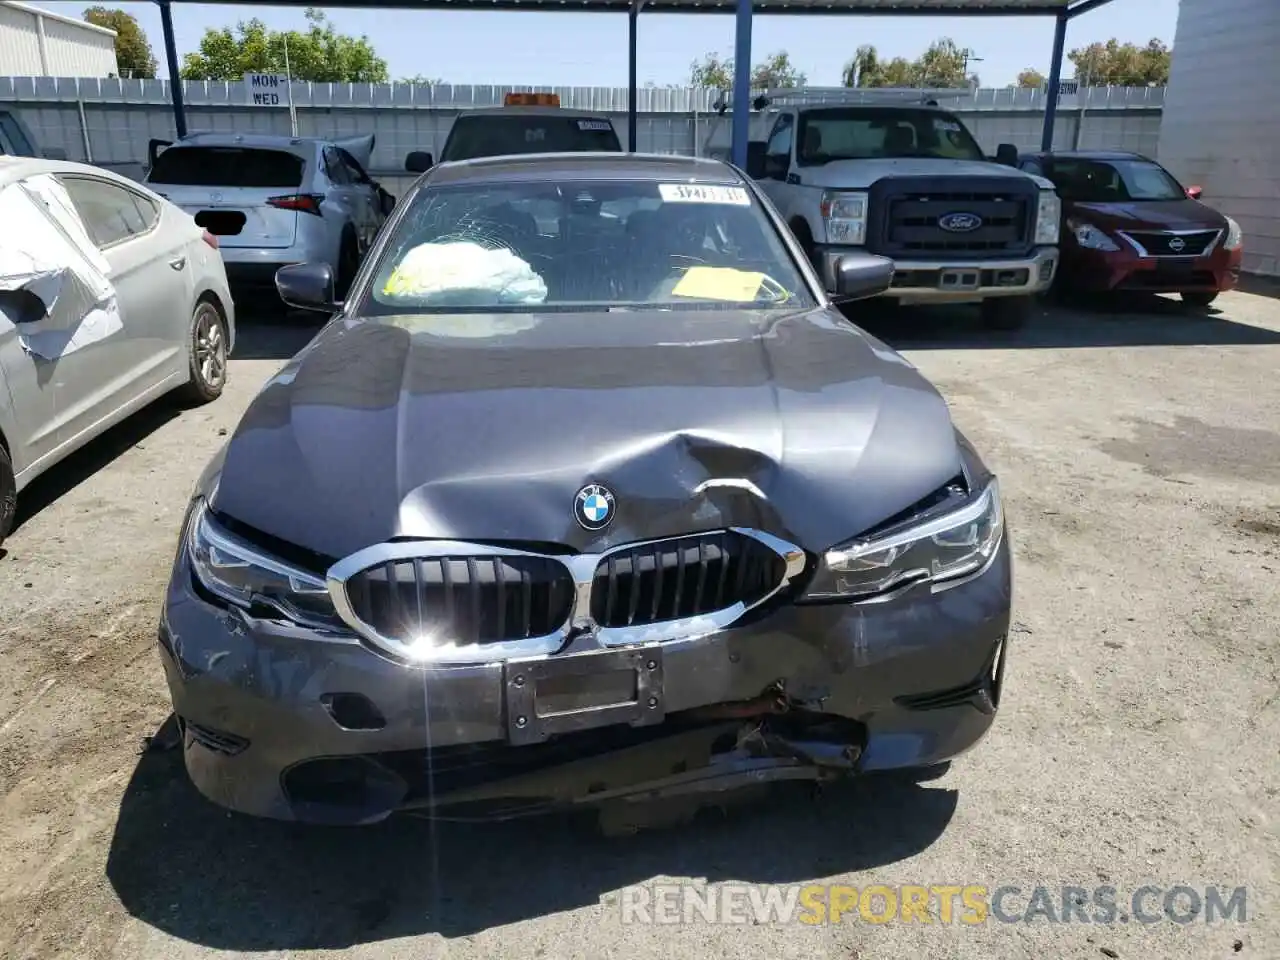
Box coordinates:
[729,89,1062,330]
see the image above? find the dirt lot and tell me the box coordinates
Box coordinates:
[1,292,1277,960]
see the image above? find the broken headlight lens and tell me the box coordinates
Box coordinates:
[802,477,1004,602]
[186,498,339,628]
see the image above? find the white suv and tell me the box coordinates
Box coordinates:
[144,132,394,300]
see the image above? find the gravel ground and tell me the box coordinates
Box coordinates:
[1,292,1276,960]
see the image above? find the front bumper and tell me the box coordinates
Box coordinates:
[158,537,1012,825]
[1058,243,1243,294]
[815,245,1058,304]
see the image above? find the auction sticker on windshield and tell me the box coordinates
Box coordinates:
[659,184,751,206]
[577,119,612,131]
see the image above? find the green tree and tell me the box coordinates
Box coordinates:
[83,6,156,79]
[1068,38,1170,86]
[688,50,807,89]
[180,8,388,83]
[842,38,978,88]
[1016,68,1046,89]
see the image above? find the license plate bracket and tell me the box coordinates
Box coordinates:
[505,647,665,746]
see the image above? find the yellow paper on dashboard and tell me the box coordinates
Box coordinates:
[671,266,767,302]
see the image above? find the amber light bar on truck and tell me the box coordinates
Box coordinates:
[504,92,560,107]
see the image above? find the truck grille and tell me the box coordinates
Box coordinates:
[589,531,787,628]
[868,176,1038,260]
[345,555,576,644]
[1119,229,1220,258]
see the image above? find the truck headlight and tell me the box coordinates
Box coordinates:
[1224,216,1243,251]
[820,190,868,245]
[801,478,1004,602]
[1067,218,1120,252]
[186,498,340,628]
[1034,191,1062,246]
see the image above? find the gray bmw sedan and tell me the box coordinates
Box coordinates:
[158,152,1011,826]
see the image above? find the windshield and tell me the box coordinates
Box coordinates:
[796,108,985,165]
[147,146,305,187]
[1049,158,1186,202]
[441,116,621,162]
[358,177,814,315]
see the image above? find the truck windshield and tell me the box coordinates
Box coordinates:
[796,108,985,165]
[441,116,622,162]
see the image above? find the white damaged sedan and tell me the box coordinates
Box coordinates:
[0,157,236,545]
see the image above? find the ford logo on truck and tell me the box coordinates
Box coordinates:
[938,212,983,233]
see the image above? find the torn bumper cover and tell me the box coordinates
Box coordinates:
[157,526,1010,826]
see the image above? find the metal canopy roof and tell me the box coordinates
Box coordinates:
[159,0,1102,15]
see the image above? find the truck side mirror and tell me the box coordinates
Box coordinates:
[995,143,1018,167]
[405,151,434,174]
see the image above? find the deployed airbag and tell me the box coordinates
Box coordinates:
[381,241,548,306]
[0,177,121,361]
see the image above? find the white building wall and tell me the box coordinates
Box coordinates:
[0,2,118,79]
[1157,0,1280,277]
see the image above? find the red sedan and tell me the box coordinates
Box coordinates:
[1017,151,1243,307]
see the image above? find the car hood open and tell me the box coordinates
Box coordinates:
[210,307,964,562]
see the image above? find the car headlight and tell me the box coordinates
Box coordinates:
[801,477,1004,602]
[1066,218,1120,252]
[185,498,340,629]
[820,190,868,245]
[1224,216,1243,251]
[1035,191,1062,246]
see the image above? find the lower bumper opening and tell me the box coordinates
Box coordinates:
[894,636,1006,714]
[278,696,869,825]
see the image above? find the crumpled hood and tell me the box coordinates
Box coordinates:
[798,157,1038,190]
[211,307,963,561]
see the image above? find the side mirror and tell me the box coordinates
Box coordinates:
[1186,185,1203,200]
[761,153,789,180]
[405,151,434,173]
[832,253,895,302]
[275,262,338,313]
[994,143,1018,167]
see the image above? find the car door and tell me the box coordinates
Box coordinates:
[337,147,384,251]
[757,113,795,210]
[320,145,361,254]
[53,174,191,442]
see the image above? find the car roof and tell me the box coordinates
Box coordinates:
[0,155,151,189]
[1023,150,1150,162]
[425,151,744,187]
[166,132,324,151]
[453,107,613,120]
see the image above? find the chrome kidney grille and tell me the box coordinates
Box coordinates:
[344,555,576,644]
[590,531,787,628]
[326,529,806,663]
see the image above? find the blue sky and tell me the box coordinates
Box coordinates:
[48,0,1178,87]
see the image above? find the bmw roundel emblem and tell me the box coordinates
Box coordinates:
[574,483,615,531]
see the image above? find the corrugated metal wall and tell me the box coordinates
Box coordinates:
[2,77,1165,198]
[1157,0,1279,277]
[0,3,118,79]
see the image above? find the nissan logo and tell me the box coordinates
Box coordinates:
[938,212,983,233]
[1167,236,1186,253]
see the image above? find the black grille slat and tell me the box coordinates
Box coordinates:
[348,553,572,646]
[590,532,788,629]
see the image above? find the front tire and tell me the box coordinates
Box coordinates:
[1181,290,1219,309]
[175,298,228,406]
[980,295,1033,331]
[0,442,16,548]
